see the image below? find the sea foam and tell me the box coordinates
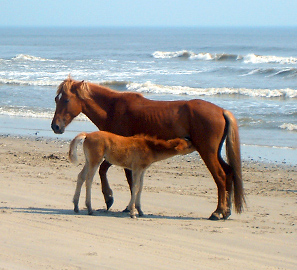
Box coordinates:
[0,106,88,120]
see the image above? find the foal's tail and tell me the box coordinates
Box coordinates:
[69,132,88,164]
[223,110,246,213]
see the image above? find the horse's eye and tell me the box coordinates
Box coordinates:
[64,99,70,104]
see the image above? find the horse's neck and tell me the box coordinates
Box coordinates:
[81,85,116,130]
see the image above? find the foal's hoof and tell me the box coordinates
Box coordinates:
[130,214,137,219]
[88,210,94,215]
[208,212,221,220]
[106,197,114,211]
[74,206,79,213]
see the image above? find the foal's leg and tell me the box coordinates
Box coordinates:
[135,171,145,217]
[122,169,133,213]
[85,164,100,215]
[128,170,141,218]
[99,160,114,210]
[73,164,88,213]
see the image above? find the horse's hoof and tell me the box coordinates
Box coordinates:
[130,214,137,219]
[209,213,221,220]
[74,206,79,213]
[88,210,94,215]
[223,210,231,220]
[106,197,114,211]
[122,206,130,213]
[138,211,144,217]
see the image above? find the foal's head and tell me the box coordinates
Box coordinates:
[51,77,90,134]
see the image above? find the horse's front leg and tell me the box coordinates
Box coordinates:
[99,160,114,210]
[73,164,87,213]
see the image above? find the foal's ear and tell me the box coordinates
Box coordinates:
[174,139,188,152]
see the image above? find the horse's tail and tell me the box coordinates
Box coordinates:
[223,110,246,213]
[69,132,88,164]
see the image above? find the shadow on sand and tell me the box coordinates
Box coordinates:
[1,206,208,221]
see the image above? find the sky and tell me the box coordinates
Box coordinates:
[1,0,297,28]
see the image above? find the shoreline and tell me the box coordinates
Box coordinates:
[1,132,297,168]
[1,118,297,165]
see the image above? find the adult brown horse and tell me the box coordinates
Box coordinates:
[51,77,245,220]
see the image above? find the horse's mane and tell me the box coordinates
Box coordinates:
[56,76,91,100]
[57,76,143,100]
[56,76,72,95]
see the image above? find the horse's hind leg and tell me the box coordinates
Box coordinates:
[200,151,228,220]
[221,159,233,219]
[99,160,114,210]
[73,164,88,213]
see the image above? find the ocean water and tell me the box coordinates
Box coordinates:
[0,27,296,163]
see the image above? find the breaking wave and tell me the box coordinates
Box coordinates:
[0,78,130,90]
[243,54,297,64]
[11,54,53,62]
[127,82,297,98]
[279,123,297,131]
[152,50,297,64]
[1,76,296,99]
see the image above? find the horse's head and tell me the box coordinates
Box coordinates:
[51,78,89,134]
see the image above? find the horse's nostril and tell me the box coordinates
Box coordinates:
[51,123,59,132]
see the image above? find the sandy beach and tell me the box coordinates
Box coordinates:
[0,135,296,270]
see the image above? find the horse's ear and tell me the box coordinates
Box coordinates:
[76,80,90,100]
[75,80,84,89]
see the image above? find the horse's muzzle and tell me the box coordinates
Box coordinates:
[51,122,64,134]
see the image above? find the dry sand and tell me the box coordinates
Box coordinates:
[0,135,296,270]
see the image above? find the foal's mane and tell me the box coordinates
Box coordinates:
[133,134,187,151]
